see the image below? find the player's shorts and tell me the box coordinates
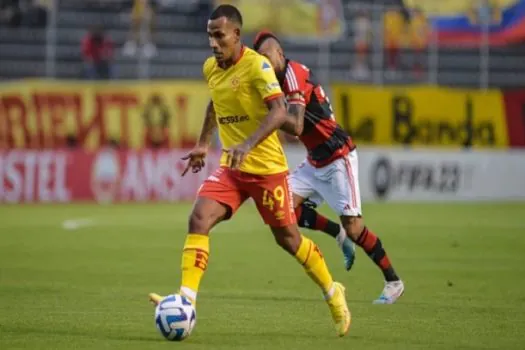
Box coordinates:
[290,150,362,217]
[198,167,296,227]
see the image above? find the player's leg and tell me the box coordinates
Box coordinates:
[150,167,246,306]
[294,195,341,240]
[290,161,355,270]
[340,216,403,304]
[249,172,350,336]
[291,161,356,270]
[327,151,404,304]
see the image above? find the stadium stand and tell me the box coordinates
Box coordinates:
[0,0,525,87]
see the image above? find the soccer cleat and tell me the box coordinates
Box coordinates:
[373,280,405,304]
[148,293,164,306]
[326,282,351,337]
[336,229,356,271]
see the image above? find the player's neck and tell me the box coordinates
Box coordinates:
[219,44,245,69]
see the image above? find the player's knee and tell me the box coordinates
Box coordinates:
[341,216,364,241]
[188,210,209,234]
[272,226,301,255]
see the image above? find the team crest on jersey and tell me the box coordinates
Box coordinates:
[231,76,240,90]
[262,61,271,71]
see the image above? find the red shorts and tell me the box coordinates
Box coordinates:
[198,167,296,227]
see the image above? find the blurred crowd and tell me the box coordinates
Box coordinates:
[80,0,212,79]
[1,0,507,81]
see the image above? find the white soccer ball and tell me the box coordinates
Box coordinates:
[154,294,196,341]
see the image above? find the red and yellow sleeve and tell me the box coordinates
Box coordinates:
[251,55,283,102]
[284,62,309,106]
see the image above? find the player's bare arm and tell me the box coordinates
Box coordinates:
[182,101,216,176]
[280,93,306,136]
[226,96,287,169]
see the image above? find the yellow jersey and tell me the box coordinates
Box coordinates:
[203,46,288,175]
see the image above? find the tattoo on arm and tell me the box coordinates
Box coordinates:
[280,93,306,136]
[197,101,217,147]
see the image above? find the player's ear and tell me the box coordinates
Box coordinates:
[234,27,241,41]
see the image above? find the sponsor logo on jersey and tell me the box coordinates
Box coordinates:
[218,115,250,124]
[262,61,271,71]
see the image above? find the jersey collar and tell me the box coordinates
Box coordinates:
[218,45,246,69]
[233,45,246,65]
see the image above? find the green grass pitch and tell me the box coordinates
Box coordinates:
[1,202,524,350]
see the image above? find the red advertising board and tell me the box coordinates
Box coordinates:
[503,90,525,147]
[0,149,221,203]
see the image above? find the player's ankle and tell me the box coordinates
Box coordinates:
[324,282,336,300]
[180,286,197,303]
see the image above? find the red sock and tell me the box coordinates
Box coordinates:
[357,227,398,281]
[295,204,340,238]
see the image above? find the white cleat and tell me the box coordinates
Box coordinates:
[373,280,405,304]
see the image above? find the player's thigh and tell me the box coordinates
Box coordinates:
[316,152,362,217]
[192,167,248,233]
[247,172,296,228]
[290,160,320,208]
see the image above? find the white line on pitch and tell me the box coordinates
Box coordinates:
[61,218,98,231]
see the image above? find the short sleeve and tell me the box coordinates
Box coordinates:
[202,57,214,82]
[251,55,283,102]
[283,62,309,105]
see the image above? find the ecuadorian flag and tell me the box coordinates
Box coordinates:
[405,0,525,46]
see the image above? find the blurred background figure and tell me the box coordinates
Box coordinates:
[122,0,158,58]
[81,25,115,80]
[408,7,429,78]
[383,7,406,78]
[351,8,372,80]
[0,0,48,28]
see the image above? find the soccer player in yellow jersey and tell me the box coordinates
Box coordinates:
[149,4,351,337]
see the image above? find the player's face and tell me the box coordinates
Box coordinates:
[256,39,285,73]
[207,17,240,64]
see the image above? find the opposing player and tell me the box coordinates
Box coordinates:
[149,5,351,336]
[253,31,404,304]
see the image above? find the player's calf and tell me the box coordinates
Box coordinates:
[295,203,356,271]
[271,225,302,255]
[271,225,333,292]
[295,202,341,238]
[179,197,229,304]
[341,216,401,283]
[272,225,351,336]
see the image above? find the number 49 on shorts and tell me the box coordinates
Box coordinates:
[262,185,285,212]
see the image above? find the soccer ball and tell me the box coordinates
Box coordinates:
[154,294,196,341]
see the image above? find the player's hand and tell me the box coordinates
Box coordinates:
[181,147,207,176]
[224,143,251,170]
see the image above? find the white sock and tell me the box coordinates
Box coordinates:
[180,286,197,302]
[336,227,347,246]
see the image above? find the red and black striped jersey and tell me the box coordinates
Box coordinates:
[278,59,356,168]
